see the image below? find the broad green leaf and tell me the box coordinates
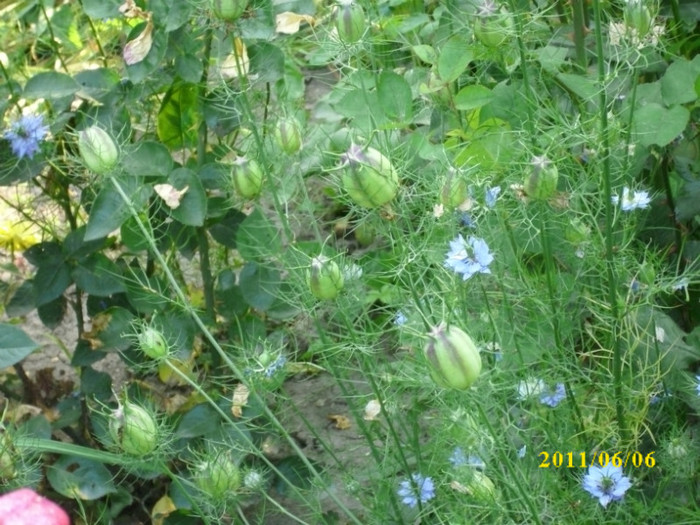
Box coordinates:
[85,178,151,241]
[166,168,207,226]
[249,42,285,83]
[0,323,39,368]
[239,262,280,311]
[215,269,247,318]
[556,73,599,102]
[122,142,173,177]
[24,72,79,100]
[72,253,126,296]
[661,58,699,106]
[6,280,35,317]
[236,207,282,260]
[455,85,494,111]
[377,71,413,123]
[38,296,67,329]
[34,260,72,305]
[674,180,700,221]
[157,82,202,150]
[632,103,690,147]
[535,45,569,73]
[82,0,121,18]
[47,456,117,500]
[174,404,221,439]
[412,44,437,65]
[437,36,473,83]
[126,28,168,84]
[209,208,246,248]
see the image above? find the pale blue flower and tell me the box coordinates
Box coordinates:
[485,186,501,208]
[672,277,689,292]
[459,212,476,229]
[445,235,493,281]
[539,383,566,407]
[265,356,287,377]
[612,187,651,211]
[517,445,527,459]
[696,375,700,396]
[4,114,49,159]
[582,464,631,507]
[397,473,435,508]
[449,447,485,470]
[394,311,407,326]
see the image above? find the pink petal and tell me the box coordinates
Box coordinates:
[0,488,70,525]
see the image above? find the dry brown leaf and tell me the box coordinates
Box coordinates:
[81,311,112,350]
[232,383,249,417]
[219,38,249,79]
[151,494,177,525]
[327,414,351,430]
[275,12,315,34]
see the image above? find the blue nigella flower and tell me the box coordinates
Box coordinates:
[449,447,485,470]
[485,186,501,208]
[394,311,407,326]
[696,375,700,396]
[539,383,566,407]
[264,356,287,377]
[4,114,49,159]
[397,473,435,508]
[517,445,527,459]
[582,464,632,507]
[445,235,493,281]
[459,212,476,229]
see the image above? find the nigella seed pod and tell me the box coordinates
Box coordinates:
[195,453,241,499]
[210,0,248,21]
[440,169,468,208]
[473,0,514,49]
[424,323,482,390]
[109,400,158,456]
[624,0,653,37]
[335,0,366,43]
[0,435,16,480]
[274,118,303,154]
[138,326,168,360]
[466,471,498,502]
[524,155,558,200]
[232,157,264,199]
[308,256,344,300]
[341,144,399,208]
[77,126,119,175]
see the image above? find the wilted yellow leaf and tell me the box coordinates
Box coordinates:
[219,38,249,79]
[232,383,249,417]
[275,12,315,34]
[327,414,351,430]
[151,494,177,525]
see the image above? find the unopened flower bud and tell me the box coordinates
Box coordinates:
[354,222,375,246]
[308,256,344,300]
[465,471,498,503]
[109,400,158,456]
[195,452,241,499]
[210,0,248,21]
[525,155,558,200]
[78,126,119,174]
[424,323,482,390]
[335,0,366,43]
[232,157,264,199]
[473,0,514,48]
[341,144,399,208]
[440,169,468,208]
[274,118,303,154]
[138,326,168,359]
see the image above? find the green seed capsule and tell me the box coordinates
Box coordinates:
[440,169,469,208]
[424,323,482,390]
[78,126,119,175]
[466,471,498,503]
[195,453,241,499]
[138,326,168,359]
[524,155,558,200]
[341,144,399,208]
[210,0,248,21]
[335,0,366,43]
[624,0,653,37]
[274,118,303,154]
[0,435,16,480]
[232,157,264,199]
[109,400,158,456]
[308,256,344,300]
[473,0,514,49]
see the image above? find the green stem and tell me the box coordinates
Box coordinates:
[571,0,588,70]
[592,0,627,442]
[39,4,69,73]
